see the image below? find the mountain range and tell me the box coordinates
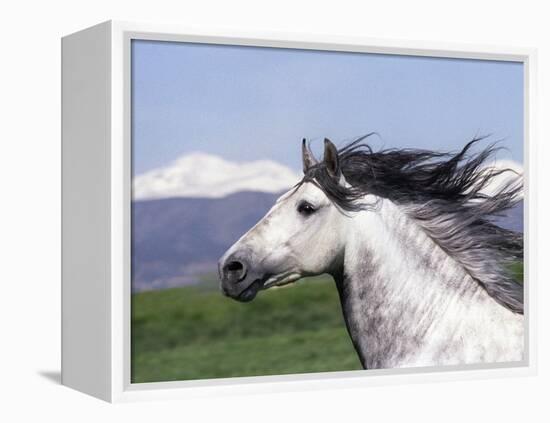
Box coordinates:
[132,191,280,291]
[133,152,301,200]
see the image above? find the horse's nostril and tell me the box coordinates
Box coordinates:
[223,260,247,282]
[226,261,243,272]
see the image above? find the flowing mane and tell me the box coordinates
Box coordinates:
[300,135,524,314]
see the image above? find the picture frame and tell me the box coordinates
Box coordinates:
[61,20,538,402]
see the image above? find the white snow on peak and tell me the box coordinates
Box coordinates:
[133,152,523,201]
[480,159,523,198]
[133,152,302,200]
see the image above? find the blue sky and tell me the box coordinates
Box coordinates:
[132,40,523,175]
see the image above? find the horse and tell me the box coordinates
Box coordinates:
[218,136,524,369]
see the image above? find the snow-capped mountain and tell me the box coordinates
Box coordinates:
[480,159,523,197]
[133,152,302,200]
[134,152,522,201]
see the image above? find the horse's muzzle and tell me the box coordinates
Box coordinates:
[219,254,263,302]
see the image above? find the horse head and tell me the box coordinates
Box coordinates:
[218,138,349,302]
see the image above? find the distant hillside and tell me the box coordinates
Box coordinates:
[132,191,280,291]
[493,199,524,233]
[132,194,524,292]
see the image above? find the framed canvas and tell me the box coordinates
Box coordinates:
[61,20,538,402]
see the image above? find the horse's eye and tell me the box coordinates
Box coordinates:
[297,201,317,216]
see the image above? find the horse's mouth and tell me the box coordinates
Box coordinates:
[227,272,302,302]
[262,272,302,289]
[235,279,263,302]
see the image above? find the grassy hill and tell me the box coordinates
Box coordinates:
[131,274,361,383]
[131,265,524,383]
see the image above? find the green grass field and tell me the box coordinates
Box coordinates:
[131,265,523,383]
[131,274,361,383]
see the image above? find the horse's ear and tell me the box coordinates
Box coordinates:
[323,138,340,179]
[302,138,317,173]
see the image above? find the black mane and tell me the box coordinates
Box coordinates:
[301,135,524,313]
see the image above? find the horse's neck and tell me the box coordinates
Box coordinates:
[334,198,523,369]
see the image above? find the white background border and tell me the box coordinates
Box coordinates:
[2,1,548,421]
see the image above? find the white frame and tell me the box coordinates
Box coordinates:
[62,20,538,403]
